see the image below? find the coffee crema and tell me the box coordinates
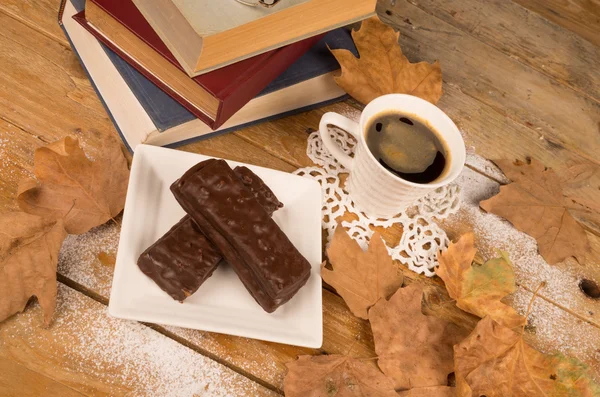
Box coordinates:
[365,111,450,184]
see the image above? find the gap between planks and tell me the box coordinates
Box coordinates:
[0,2,70,49]
[393,0,599,105]
[234,100,600,241]
[0,114,52,144]
[56,274,286,395]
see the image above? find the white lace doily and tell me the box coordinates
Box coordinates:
[293,128,461,277]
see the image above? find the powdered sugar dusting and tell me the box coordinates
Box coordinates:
[337,105,361,122]
[58,221,121,297]
[445,168,600,374]
[465,152,510,184]
[0,130,35,185]
[509,289,600,380]
[161,325,286,389]
[449,168,599,325]
[2,284,275,397]
[56,219,287,390]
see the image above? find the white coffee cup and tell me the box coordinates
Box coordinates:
[319,94,465,217]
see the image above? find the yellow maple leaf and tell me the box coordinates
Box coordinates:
[330,16,443,105]
[436,233,526,329]
[455,316,600,396]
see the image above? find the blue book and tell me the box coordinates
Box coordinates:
[59,0,357,151]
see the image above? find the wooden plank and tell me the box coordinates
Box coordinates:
[158,289,380,390]
[395,0,599,100]
[227,108,600,370]
[0,0,68,46]
[442,167,600,329]
[511,0,600,47]
[51,136,600,387]
[0,358,86,397]
[55,216,480,391]
[1,0,598,386]
[0,119,41,210]
[233,112,600,332]
[509,288,600,380]
[0,10,113,144]
[7,0,597,235]
[235,100,600,235]
[177,134,297,173]
[0,284,278,397]
[378,2,600,166]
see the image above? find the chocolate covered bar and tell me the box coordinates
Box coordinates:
[233,166,283,216]
[138,164,283,301]
[171,159,311,313]
[137,217,222,301]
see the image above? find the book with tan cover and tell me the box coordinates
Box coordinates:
[133,0,376,77]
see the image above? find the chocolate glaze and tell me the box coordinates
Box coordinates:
[137,217,222,301]
[233,166,283,215]
[171,159,311,313]
[137,163,283,302]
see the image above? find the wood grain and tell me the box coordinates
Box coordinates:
[379,2,600,165]
[441,167,600,328]
[0,0,599,391]
[235,99,600,235]
[228,105,600,345]
[0,119,41,210]
[396,0,599,100]
[0,0,68,46]
[0,284,278,397]
[512,0,600,47]
[0,358,86,397]
[0,10,113,142]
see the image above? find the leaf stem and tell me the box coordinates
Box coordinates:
[522,281,546,333]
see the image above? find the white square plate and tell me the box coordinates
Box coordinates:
[109,145,323,348]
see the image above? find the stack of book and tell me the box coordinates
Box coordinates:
[58,0,376,150]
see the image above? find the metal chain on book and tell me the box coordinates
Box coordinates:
[235,0,281,8]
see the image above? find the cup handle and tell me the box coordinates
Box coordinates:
[319,112,360,170]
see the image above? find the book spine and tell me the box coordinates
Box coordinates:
[73,12,217,128]
[214,33,324,129]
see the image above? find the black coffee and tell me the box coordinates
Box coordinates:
[365,112,449,184]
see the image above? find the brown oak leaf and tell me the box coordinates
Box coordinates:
[480,159,590,265]
[397,386,455,397]
[330,16,442,105]
[436,233,526,329]
[0,212,67,325]
[97,251,117,267]
[284,355,397,397]
[368,283,469,390]
[455,316,600,397]
[17,135,129,234]
[322,226,403,319]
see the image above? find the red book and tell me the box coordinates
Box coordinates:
[74,0,323,129]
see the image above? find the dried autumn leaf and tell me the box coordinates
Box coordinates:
[322,227,403,319]
[436,233,526,329]
[397,386,455,397]
[284,355,397,397]
[0,212,67,325]
[330,16,442,105]
[368,283,469,390]
[17,135,129,234]
[454,316,600,397]
[97,251,116,267]
[480,159,590,265]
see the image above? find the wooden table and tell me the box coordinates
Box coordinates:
[1,0,599,395]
